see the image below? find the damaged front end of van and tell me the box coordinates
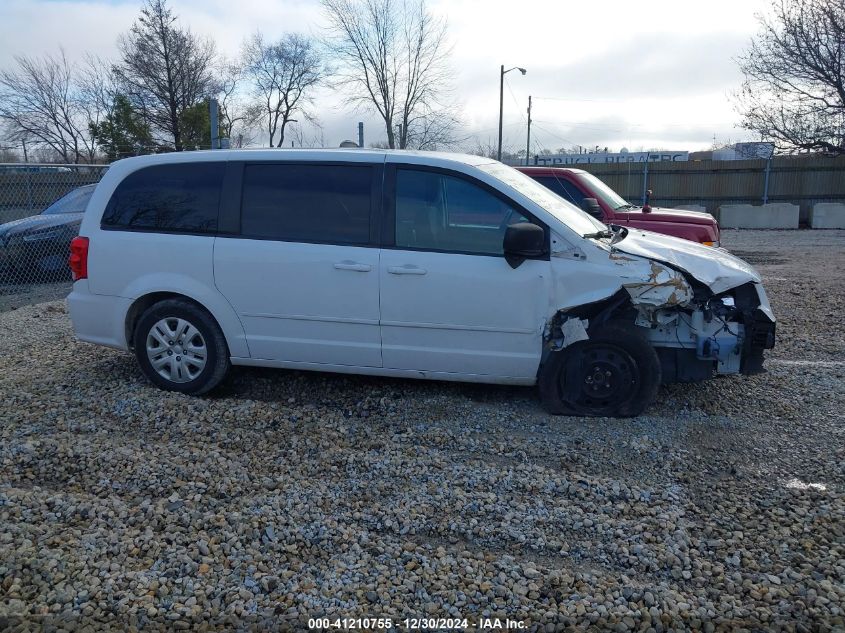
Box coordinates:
[545,229,776,390]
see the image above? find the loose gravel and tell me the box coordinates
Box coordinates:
[0,280,71,314]
[1,229,843,632]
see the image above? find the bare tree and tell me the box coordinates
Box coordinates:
[468,138,519,161]
[0,145,20,162]
[467,138,499,159]
[736,0,845,154]
[214,57,255,146]
[0,50,98,163]
[322,0,461,150]
[78,55,118,131]
[405,104,463,150]
[289,119,327,148]
[242,32,324,148]
[115,0,216,151]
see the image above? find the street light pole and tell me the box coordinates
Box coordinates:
[497,65,504,162]
[497,65,526,162]
[525,95,532,166]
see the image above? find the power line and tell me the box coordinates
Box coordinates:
[503,77,527,123]
[471,122,527,136]
[533,119,626,133]
[530,122,577,148]
[534,96,622,103]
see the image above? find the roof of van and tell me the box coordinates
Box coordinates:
[516,166,588,175]
[109,148,497,168]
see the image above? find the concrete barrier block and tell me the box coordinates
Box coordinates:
[718,203,799,229]
[764,203,800,228]
[675,204,706,213]
[810,203,845,229]
[718,204,757,228]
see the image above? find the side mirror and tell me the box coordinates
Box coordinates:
[503,222,545,269]
[580,197,602,218]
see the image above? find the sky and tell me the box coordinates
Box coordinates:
[0,0,771,154]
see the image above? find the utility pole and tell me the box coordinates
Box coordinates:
[22,139,32,212]
[762,144,774,204]
[358,122,364,148]
[497,65,505,161]
[525,96,532,166]
[209,99,219,150]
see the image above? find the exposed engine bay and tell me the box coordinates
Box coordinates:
[546,232,776,384]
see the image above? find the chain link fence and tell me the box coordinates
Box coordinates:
[0,164,108,311]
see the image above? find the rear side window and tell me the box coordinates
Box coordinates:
[102,163,224,233]
[240,164,372,244]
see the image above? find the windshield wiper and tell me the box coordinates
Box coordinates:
[615,203,639,210]
[582,229,614,240]
[582,225,629,245]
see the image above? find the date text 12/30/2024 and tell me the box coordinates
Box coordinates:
[308,617,527,630]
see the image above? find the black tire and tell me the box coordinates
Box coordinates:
[538,320,661,417]
[133,299,230,395]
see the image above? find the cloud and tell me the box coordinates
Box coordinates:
[0,0,766,150]
[0,0,136,61]
[529,33,746,98]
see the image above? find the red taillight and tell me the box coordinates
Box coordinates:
[69,236,89,281]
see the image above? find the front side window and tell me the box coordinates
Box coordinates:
[478,163,605,234]
[102,163,224,233]
[395,169,529,255]
[241,164,371,244]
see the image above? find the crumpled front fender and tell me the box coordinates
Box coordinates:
[621,259,693,311]
[550,251,693,321]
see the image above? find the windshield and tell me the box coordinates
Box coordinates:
[480,163,606,235]
[578,172,631,210]
[42,185,95,215]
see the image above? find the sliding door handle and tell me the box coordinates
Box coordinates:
[334,261,372,272]
[387,265,427,275]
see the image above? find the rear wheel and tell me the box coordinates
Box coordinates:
[133,299,229,395]
[538,321,661,417]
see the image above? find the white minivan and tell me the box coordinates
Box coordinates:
[68,150,775,417]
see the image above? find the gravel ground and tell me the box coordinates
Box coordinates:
[1,229,843,632]
[0,280,72,314]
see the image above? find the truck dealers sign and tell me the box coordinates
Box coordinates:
[534,151,689,166]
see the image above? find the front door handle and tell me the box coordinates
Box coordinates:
[334,261,372,272]
[388,265,427,275]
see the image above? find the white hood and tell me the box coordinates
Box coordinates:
[613,229,761,295]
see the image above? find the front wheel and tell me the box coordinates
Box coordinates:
[133,299,230,395]
[538,321,661,417]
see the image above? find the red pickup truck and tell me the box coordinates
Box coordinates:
[517,166,720,247]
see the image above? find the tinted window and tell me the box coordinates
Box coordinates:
[102,163,223,232]
[241,164,371,244]
[533,176,585,206]
[395,169,529,255]
[42,185,95,215]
